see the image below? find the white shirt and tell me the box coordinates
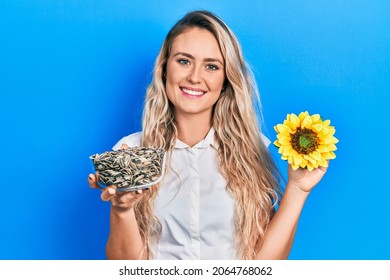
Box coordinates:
[112,128,270,260]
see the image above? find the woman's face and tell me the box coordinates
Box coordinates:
[165,27,225,121]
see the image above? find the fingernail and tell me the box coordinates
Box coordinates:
[88,174,93,180]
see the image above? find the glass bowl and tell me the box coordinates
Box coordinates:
[89,146,166,192]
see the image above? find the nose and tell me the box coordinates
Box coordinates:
[187,65,202,84]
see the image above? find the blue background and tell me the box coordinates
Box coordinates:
[1,0,389,260]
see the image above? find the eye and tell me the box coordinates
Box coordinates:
[177,59,190,65]
[206,64,219,71]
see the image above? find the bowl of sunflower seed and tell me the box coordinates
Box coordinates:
[89,146,166,192]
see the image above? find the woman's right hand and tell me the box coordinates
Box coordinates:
[88,173,143,211]
[88,144,143,211]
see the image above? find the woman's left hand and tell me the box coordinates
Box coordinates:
[287,163,328,193]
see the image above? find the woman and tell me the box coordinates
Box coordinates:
[88,10,327,260]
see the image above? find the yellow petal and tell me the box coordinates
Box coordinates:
[309,151,322,161]
[291,163,300,170]
[322,120,331,127]
[328,127,336,136]
[293,154,303,166]
[304,154,317,164]
[322,151,336,159]
[301,115,312,128]
[317,145,330,153]
[290,113,300,127]
[298,111,309,122]
[321,127,329,135]
[322,136,339,144]
[276,131,289,139]
[279,136,291,145]
[299,160,307,168]
[276,124,291,134]
[327,143,337,151]
[311,114,321,123]
[282,145,295,157]
[318,158,328,168]
[312,124,323,133]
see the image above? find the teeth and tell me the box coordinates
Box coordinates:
[182,88,204,96]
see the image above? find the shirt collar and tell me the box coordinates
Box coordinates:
[174,127,218,149]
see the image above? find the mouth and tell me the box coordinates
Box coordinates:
[180,87,207,98]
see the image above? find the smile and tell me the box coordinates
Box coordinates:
[180,87,206,97]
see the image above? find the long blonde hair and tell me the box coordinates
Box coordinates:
[134,10,282,259]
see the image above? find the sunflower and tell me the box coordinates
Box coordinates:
[274,111,338,171]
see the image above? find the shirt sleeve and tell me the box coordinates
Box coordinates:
[112,131,142,150]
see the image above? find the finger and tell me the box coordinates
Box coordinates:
[88,173,101,189]
[135,189,143,195]
[318,165,328,173]
[121,144,129,149]
[101,187,116,202]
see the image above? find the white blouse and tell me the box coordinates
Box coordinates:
[112,128,270,260]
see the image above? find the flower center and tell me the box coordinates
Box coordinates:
[291,128,319,154]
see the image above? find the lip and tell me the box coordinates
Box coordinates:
[179,86,207,99]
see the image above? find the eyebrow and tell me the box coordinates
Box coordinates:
[173,52,224,66]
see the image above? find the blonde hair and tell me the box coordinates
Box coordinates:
[135,10,282,259]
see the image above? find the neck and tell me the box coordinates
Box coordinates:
[175,113,212,147]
